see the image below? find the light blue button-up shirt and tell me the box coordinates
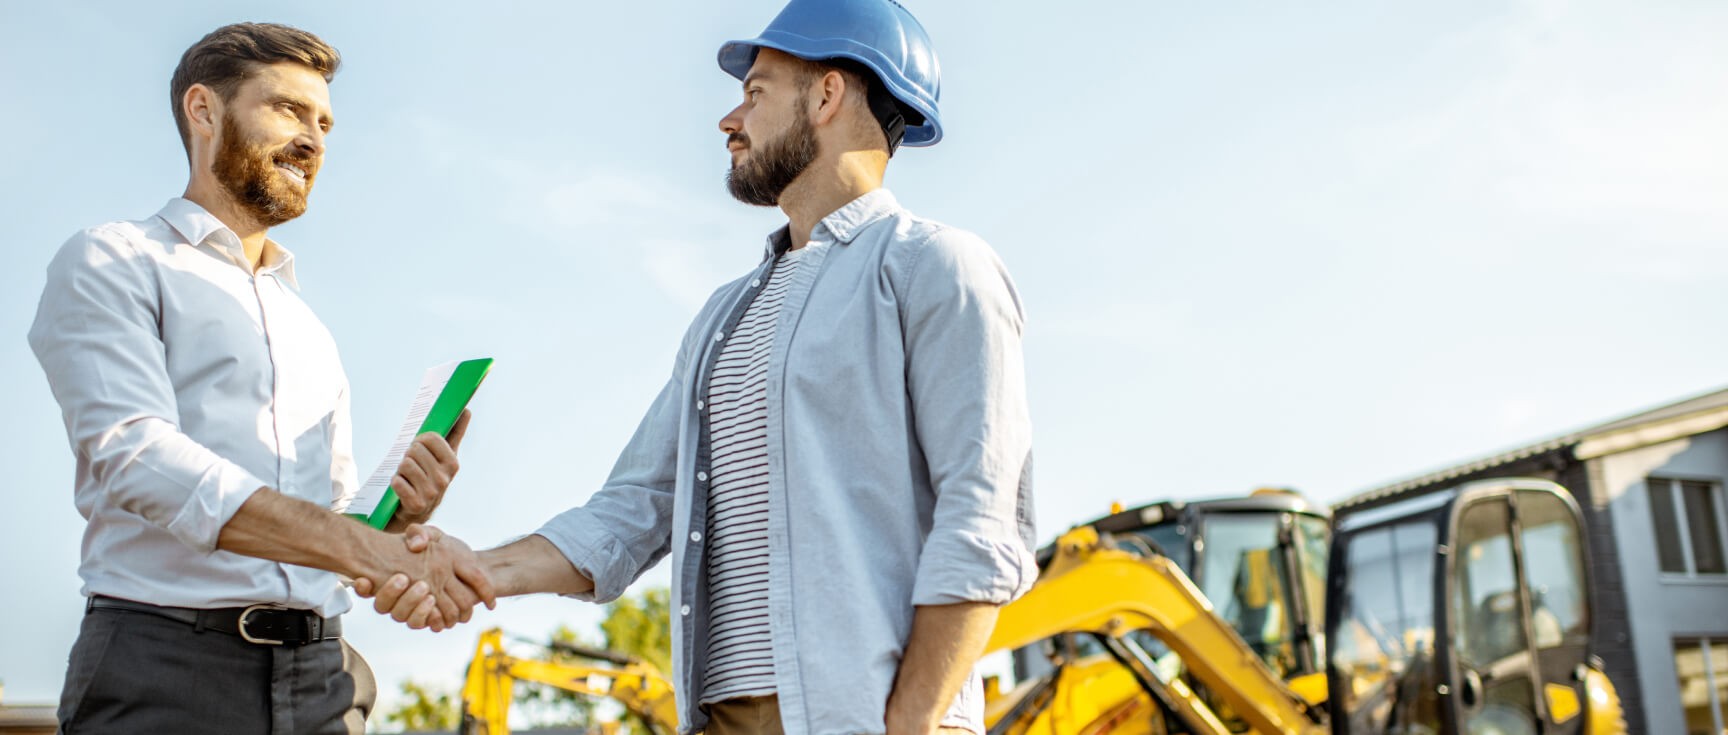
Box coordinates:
[536,189,1037,735]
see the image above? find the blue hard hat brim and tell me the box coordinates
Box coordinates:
[716,37,941,147]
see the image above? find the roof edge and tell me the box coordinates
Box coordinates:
[1339,385,1728,509]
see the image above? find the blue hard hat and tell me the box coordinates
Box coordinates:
[718,0,943,147]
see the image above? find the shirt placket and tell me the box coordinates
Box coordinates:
[224,239,290,599]
[758,237,834,733]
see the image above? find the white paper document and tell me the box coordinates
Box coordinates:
[345,361,460,518]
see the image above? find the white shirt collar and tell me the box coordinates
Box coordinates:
[157,198,300,290]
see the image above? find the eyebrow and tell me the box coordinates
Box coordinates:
[742,70,772,91]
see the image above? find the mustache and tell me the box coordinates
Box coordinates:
[727,132,750,150]
[271,147,319,175]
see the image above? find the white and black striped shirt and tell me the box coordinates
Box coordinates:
[700,249,802,703]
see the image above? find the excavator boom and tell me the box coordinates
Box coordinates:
[461,628,678,735]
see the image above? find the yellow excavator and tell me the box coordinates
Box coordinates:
[982,479,1628,735]
[984,522,1327,735]
[986,489,1331,733]
[459,627,678,735]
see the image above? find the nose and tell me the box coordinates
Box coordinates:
[719,103,745,135]
[296,125,326,158]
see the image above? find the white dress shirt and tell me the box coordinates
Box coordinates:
[29,198,357,616]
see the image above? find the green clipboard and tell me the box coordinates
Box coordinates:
[348,358,493,529]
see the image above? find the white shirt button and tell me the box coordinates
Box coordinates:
[696,400,705,410]
[697,471,708,481]
[713,331,724,342]
[750,279,761,288]
[680,605,692,616]
[690,531,702,543]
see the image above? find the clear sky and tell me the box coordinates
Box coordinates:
[2,0,1724,726]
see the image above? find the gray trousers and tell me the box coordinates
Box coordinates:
[57,607,376,734]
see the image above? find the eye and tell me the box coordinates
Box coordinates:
[276,102,298,118]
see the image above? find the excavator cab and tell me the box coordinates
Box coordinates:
[1325,478,1625,735]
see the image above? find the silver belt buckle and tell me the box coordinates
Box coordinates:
[238,604,289,645]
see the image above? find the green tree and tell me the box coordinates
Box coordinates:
[600,586,672,674]
[383,679,460,732]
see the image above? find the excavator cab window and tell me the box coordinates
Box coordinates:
[1446,486,1597,735]
[1192,510,1329,682]
[1450,497,1541,735]
[1293,514,1331,668]
[1199,514,1296,678]
[1327,517,1444,734]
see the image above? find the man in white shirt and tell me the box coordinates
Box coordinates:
[28,22,492,734]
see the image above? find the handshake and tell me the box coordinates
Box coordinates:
[331,410,593,630]
[350,524,498,632]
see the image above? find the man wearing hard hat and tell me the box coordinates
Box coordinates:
[368,2,1036,733]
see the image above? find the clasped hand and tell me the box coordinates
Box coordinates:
[349,410,494,631]
[353,524,495,631]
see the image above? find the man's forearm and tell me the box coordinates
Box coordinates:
[481,534,595,597]
[886,601,1000,735]
[217,487,394,580]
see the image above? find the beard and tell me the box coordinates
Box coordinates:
[726,102,819,207]
[212,116,317,228]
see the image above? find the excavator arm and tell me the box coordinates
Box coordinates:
[461,627,679,735]
[985,527,1326,735]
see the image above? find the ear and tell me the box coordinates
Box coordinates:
[184,83,220,142]
[811,69,849,127]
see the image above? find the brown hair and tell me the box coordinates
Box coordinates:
[169,23,341,152]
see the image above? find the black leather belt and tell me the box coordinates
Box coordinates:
[87,595,341,647]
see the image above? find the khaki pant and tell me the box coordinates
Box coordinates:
[703,696,784,735]
[701,696,974,735]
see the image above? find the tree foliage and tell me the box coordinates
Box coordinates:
[383,679,460,732]
[600,586,673,674]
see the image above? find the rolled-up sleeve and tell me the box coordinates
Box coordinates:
[900,228,1038,606]
[531,286,735,604]
[535,369,683,603]
[27,228,269,553]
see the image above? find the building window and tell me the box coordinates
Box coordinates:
[1647,477,1728,576]
[1675,638,1728,735]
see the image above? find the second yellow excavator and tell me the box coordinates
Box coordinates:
[459,627,678,735]
[982,479,1628,735]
